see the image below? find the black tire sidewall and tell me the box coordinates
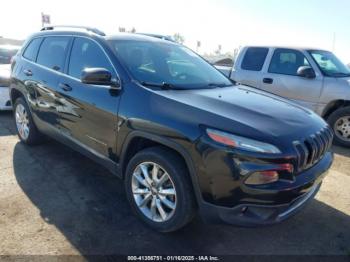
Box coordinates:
[327,107,350,147]
[124,147,195,232]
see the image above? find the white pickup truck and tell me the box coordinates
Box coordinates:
[217,46,350,147]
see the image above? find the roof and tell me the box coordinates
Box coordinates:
[135,33,175,42]
[244,45,330,52]
[106,33,177,43]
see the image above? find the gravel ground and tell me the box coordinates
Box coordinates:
[0,111,349,256]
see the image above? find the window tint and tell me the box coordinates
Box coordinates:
[269,48,310,76]
[241,47,268,71]
[68,38,114,79]
[23,38,43,61]
[37,37,70,72]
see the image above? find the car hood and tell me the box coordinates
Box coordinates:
[156,85,327,148]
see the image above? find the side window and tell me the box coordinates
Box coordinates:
[37,36,70,72]
[23,38,43,61]
[68,38,114,79]
[241,47,269,71]
[268,48,310,76]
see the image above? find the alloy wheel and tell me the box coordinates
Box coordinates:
[131,161,177,222]
[15,104,30,140]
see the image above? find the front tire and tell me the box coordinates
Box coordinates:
[125,147,196,232]
[13,97,43,145]
[327,106,350,147]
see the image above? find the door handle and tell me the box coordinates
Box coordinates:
[59,83,72,92]
[263,78,273,84]
[23,69,33,77]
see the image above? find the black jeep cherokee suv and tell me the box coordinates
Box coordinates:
[10,26,333,232]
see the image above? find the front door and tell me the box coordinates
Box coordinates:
[57,37,121,163]
[259,48,323,111]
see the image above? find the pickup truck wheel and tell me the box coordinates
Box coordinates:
[125,147,196,232]
[13,97,43,145]
[327,107,350,147]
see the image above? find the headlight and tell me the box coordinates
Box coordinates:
[206,128,281,154]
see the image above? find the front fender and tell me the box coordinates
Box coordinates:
[118,130,204,205]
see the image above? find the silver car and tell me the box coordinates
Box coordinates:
[224,46,350,147]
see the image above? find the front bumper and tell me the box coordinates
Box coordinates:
[197,151,332,226]
[0,86,11,110]
[209,182,321,226]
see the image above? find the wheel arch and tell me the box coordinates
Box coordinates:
[322,100,350,120]
[118,131,203,204]
[10,88,25,105]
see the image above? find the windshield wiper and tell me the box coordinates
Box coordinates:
[140,81,183,90]
[207,82,233,88]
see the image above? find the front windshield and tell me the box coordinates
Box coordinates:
[108,40,232,89]
[308,50,350,77]
[0,48,19,64]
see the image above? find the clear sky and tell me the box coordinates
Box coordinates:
[1,0,349,63]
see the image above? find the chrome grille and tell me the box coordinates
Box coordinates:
[293,127,333,172]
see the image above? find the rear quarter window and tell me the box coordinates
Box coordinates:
[241,47,269,71]
[23,38,43,61]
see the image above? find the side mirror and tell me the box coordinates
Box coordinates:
[81,68,120,89]
[297,66,316,79]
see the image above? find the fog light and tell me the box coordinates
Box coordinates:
[245,171,279,185]
[244,163,293,185]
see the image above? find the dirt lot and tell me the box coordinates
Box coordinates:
[0,111,349,256]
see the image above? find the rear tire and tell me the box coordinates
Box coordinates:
[124,146,196,232]
[13,97,44,145]
[327,106,350,147]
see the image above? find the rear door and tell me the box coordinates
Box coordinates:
[231,47,269,87]
[13,38,43,108]
[56,37,121,163]
[259,48,323,110]
[20,36,71,132]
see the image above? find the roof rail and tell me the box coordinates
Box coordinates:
[40,25,106,36]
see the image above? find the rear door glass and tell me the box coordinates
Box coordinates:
[37,36,70,72]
